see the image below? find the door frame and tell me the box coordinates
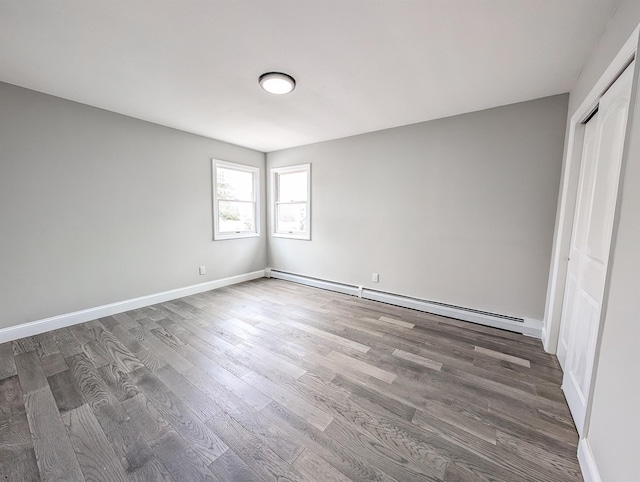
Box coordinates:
[543,25,639,357]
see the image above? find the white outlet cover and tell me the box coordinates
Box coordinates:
[199,266,206,275]
[372,273,379,283]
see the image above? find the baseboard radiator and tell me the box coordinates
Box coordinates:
[267,269,543,338]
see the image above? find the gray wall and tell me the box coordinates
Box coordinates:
[267,95,568,321]
[566,1,640,479]
[0,82,266,330]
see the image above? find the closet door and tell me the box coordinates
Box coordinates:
[557,114,599,369]
[560,61,634,435]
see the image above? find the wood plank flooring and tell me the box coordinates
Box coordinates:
[0,278,582,481]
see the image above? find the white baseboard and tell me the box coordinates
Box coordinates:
[578,438,602,482]
[0,270,265,344]
[269,269,543,337]
[541,325,558,354]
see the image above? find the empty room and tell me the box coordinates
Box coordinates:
[1,1,639,481]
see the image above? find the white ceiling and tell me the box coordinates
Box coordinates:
[0,1,618,152]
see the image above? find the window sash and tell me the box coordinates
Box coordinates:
[275,171,308,203]
[217,200,257,234]
[275,201,308,234]
[217,167,255,202]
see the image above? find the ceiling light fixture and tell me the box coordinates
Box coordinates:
[259,72,296,95]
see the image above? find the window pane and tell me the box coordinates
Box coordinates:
[218,201,255,232]
[277,203,307,233]
[217,167,254,201]
[277,171,307,202]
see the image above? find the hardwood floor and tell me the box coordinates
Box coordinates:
[0,278,582,481]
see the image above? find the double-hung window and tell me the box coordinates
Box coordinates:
[212,159,260,240]
[271,163,311,240]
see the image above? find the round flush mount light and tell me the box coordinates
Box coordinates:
[259,72,296,94]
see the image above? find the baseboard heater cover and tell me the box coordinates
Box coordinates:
[269,269,543,338]
[267,270,360,297]
[364,288,523,323]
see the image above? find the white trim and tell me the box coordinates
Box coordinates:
[0,270,265,344]
[578,438,602,482]
[543,25,639,354]
[270,163,311,240]
[212,159,261,241]
[269,269,542,337]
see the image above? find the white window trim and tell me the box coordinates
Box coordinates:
[212,159,260,240]
[270,163,311,240]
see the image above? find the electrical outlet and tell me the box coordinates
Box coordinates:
[199,266,206,275]
[372,272,379,283]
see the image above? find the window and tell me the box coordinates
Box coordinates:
[271,163,311,240]
[212,159,260,240]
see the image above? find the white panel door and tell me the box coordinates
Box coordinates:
[560,61,634,435]
[558,116,600,369]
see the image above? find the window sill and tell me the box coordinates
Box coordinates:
[214,232,260,241]
[272,233,311,241]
